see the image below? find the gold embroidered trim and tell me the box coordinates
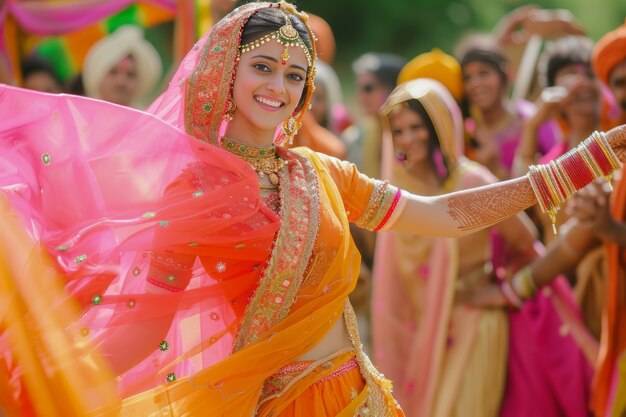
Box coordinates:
[233,148,321,350]
[256,347,355,409]
[344,299,397,416]
[184,4,261,144]
[355,180,400,231]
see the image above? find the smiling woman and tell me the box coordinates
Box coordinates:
[0,2,625,417]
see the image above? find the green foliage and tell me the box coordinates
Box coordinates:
[297,0,626,67]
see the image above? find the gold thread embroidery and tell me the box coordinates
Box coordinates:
[344,299,397,416]
[233,148,321,350]
[256,347,355,408]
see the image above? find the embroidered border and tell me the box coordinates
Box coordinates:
[355,180,400,231]
[233,148,321,350]
[184,3,264,144]
[256,347,355,408]
[374,188,402,231]
[344,300,396,416]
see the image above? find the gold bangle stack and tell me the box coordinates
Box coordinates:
[527,130,621,235]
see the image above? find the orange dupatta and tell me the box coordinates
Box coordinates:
[592,165,626,416]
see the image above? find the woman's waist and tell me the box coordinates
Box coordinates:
[296,314,353,361]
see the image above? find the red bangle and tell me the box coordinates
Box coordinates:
[375,189,402,231]
[588,140,613,175]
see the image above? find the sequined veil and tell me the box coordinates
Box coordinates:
[0,2,403,416]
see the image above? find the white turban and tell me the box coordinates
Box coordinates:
[82,25,162,102]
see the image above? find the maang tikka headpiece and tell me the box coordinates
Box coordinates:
[238,10,313,67]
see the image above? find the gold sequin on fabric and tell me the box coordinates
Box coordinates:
[74,254,87,263]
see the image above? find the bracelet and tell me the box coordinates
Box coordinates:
[499,280,524,309]
[511,265,538,300]
[526,131,621,235]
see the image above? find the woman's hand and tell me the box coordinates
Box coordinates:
[606,124,626,163]
[456,282,509,309]
[566,181,614,238]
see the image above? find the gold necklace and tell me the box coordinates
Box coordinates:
[221,137,285,186]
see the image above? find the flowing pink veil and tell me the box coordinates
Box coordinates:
[0,2,290,412]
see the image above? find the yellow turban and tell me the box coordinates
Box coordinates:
[592,18,626,85]
[397,48,463,102]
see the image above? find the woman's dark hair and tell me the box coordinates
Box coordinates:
[240,7,314,112]
[456,35,508,85]
[397,98,450,181]
[20,55,64,88]
[455,35,508,119]
[538,36,594,87]
[352,53,406,91]
[66,73,85,96]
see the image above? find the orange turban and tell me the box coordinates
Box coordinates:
[397,48,463,102]
[592,18,626,85]
[307,13,336,64]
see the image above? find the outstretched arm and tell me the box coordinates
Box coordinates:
[392,176,536,238]
[390,126,626,238]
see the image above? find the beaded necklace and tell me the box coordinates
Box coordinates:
[221,137,285,186]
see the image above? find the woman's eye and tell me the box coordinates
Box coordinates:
[253,63,271,72]
[288,73,304,82]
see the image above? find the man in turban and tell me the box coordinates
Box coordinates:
[82,25,162,108]
[592,19,626,127]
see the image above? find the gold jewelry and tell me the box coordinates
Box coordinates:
[224,98,236,121]
[221,137,285,186]
[238,14,313,67]
[526,130,621,236]
[281,116,300,145]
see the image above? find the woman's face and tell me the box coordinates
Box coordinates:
[554,63,600,129]
[462,60,505,111]
[389,106,432,173]
[230,39,308,140]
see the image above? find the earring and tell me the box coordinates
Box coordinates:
[281,116,299,145]
[224,98,237,121]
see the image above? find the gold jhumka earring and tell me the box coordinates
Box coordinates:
[224,98,237,121]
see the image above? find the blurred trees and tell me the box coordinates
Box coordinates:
[299,0,626,69]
